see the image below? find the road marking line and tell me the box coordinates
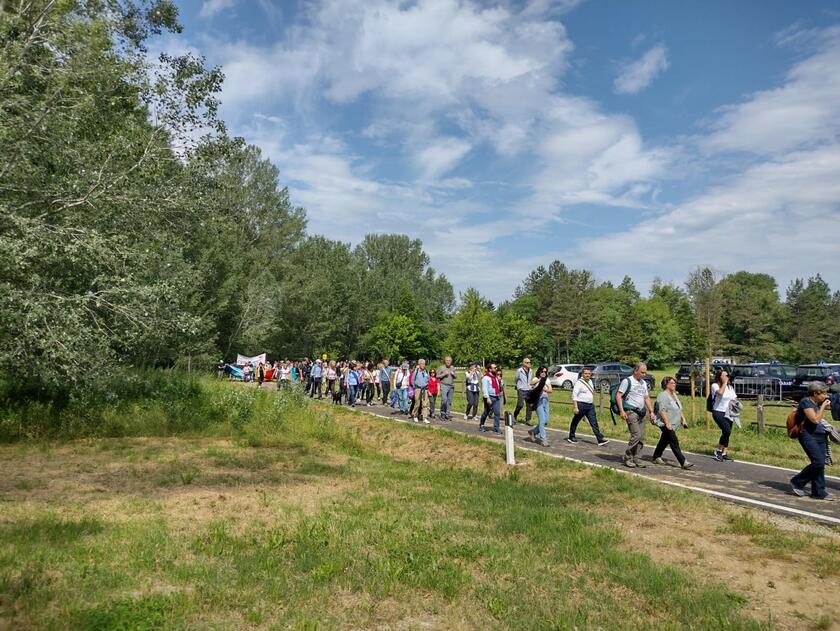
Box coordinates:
[353,406,840,526]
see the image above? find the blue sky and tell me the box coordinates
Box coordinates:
[155,0,840,303]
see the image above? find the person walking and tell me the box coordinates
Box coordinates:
[437,356,457,421]
[513,358,533,425]
[651,376,693,469]
[616,362,655,468]
[412,359,430,423]
[428,369,440,419]
[325,361,337,399]
[526,365,552,447]
[364,362,376,406]
[479,363,502,434]
[393,362,410,415]
[256,362,265,388]
[374,363,382,401]
[791,382,833,500]
[464,362,481,420]
[710,369,738,462]
[346,361,360,406]
[309,359,323,398]
[567,367,609,446]
[380,360,392,406]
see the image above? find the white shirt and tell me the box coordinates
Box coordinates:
[279,366,291,380]
[572,379,595,404]
[618,375,649,410]
[711,383,737,418]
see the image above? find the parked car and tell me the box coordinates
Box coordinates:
[675,363,706,396]
[792,363,840,400]
[591,363,655,392]
[546,364,582,389]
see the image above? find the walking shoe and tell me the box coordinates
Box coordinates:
[597,438,610,446]
[492,429,502,434]
[538,440,550,447]
[815,494,836,501]
[633,459,647,468]
[528,427,537,436]
[652,457,667,465]
[565,437,578,444]
[623,458,637,468]
[464,413,469,420]
[423,419,430,425]
[713,449,724,462]
[412,417,419,423]
[681,461,694,470]
[790,483,806,497]
[721,453,731,461]
[479,427,488,433]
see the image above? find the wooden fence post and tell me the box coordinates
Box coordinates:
[705,358,711,430]
[756,393,765,435]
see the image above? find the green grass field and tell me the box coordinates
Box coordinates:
[1,379,838,629]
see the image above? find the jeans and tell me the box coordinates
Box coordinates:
[466,389,479,418]
[712,410,732,447]
[569,402,604,442]
[429,394,437,417]
[791,429,828,498]
[480,396,501,431]
[365,382,374,404]
[381,380,391,404]
[347,384,358,406]
[514,389,533,423]
[309,377,322,398]
[535,397,550,442]
[389,387,398,408]
[624,409,646,461]
[440,384,454,418]
[652,425,686,465]
[397,387,409,413]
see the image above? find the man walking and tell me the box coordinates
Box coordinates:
[437,356,456,421]
[380,359,392,405]
[513,357,533,426]
[412,359,430,424]
[567,367,609,446]
[479,363,502,434]
[309,359,323,398]
[616,362,655,468]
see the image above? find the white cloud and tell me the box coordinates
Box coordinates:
[199,0,236,19]
[414,138,472,179]
[614,44,669,95]
[701,27,840,155]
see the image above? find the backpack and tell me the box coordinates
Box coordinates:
[786,407,803,439]
[830,391,840,422]
[706,391,715,412]
[608,377,631,426]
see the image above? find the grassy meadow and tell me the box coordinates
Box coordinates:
[1,376,838,629]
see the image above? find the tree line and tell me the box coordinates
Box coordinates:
[2,0,838,405]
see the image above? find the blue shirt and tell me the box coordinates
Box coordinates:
[311,364,323,378]
[412,368,429,388]
[798,398,826,434]
[380,367,391,383]
[347,370,359,386]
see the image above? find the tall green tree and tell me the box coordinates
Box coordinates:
[444,289,503,365]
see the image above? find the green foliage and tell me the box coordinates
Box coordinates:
[444,288,504,364]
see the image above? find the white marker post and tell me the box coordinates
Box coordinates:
[505,412,515,465]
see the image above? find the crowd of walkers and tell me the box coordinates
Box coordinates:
[225,355,838,501]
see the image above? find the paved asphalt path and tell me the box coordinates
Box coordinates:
[332,399,840,527]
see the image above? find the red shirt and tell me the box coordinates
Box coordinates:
[428,377,440,395]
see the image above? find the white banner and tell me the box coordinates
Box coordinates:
[236,353,266,366]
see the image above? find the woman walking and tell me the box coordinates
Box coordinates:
[527,366,552,447]
[428,369,440,419]
[567,367,609,446]
[710,369,738,461]
[791,382,833,500]
[651,377,693,469]
[464,362,480,420]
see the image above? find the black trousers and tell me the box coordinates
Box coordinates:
[569,402,604,441]
[513,389,533,423]
[465,389,479,418]
[652,426,686,465]
[381,380,391,404]
[712,410,732,447]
